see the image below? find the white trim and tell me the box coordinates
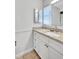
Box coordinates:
[16,48,34,58]
[15,28,32,33]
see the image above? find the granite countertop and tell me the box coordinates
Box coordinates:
[33,28,63,44]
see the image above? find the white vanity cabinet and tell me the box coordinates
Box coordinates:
[33,31,63,59]
[48,46,63,59]
[48,39,63,59]
[34,31,48,59]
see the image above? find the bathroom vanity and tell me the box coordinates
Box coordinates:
[33,28,63,59]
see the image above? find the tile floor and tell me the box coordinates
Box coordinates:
[16,50,41,59]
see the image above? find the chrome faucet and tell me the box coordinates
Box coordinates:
[54,25,57,31]
[49,25,58,32]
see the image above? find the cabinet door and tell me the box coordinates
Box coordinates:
[38,39,48,59]
[35,39,40,54]
[48,46,63,59]
[34,32,40,53]
[34,32,48,59]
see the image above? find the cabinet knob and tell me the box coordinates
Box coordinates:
[15,41,16,46]
[45,44,48,48]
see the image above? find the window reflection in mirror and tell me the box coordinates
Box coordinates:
[43,5,51,26]
[34,9,39,23]
[33,4,63,28]
[39,9,42,24]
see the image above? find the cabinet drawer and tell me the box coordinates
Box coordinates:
[34,31,48,43]
[48,39,63,54]
[34,31,63,54]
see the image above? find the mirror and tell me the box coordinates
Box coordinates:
[33,0,63,28]
[52,0,63,26]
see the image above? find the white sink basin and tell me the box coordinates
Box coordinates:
[45,32,60,37]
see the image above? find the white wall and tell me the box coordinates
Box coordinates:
[15,31,33,54]
[15,0,42,55]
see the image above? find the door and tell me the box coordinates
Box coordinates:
[35,38,40,54]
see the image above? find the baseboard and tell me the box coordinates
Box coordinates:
[16,48,34,58]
